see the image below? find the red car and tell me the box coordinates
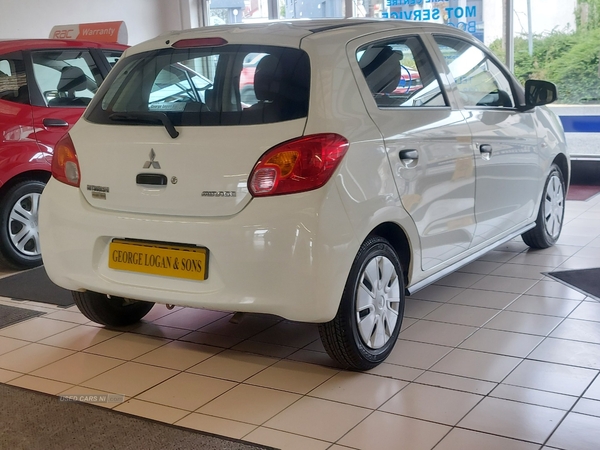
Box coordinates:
[0,39,126,269]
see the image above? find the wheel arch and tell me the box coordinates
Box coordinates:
[367,221,412,288]
[552,153,570,188]
[0,170,51,201]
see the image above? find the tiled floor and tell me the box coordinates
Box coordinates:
[1,193,600,450]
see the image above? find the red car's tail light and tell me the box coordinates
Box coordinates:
[52,133,81,187]
[248,133,349,197]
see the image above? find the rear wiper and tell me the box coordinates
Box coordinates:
[109,112,179,139]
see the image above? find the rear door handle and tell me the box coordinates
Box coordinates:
[136,173,167,186]
[399,149,419,160]
[43,118,69,128]
[479,144,493,160]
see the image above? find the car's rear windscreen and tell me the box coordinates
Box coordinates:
[85,44,310,126]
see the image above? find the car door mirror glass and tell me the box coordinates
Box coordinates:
[524,79,557,108]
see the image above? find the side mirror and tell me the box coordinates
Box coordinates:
[522,80,557,111]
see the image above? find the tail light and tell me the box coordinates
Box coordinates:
[248,133,349,197]
[52,133,81,187]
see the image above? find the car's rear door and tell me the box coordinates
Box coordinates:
[348,33,476,271]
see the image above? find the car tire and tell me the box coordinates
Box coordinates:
[318,236,405,370]
[0,179,45,269]
[73,291,155,327]
[522,164,566,249]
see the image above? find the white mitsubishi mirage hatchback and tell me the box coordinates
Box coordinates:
[39,19,569,370]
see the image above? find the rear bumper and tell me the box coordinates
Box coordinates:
[39,178,358,322]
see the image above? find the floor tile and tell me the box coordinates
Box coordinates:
[176,413,257,440]
[409,285,464,302]
[179,330,244,349]
[152,308,228,330]
[525,280,587,300]
[338,411,450,450]
[0,367,21,383]
[7,374,73,395]
[470,276,538,295]
[429,348,521,383]
[263,396,370,442]
[483,310,563,336]
[415,371,497,395]
[31,352,123,385]
[44,310,91,324]
[477,250,519,263]
[399,321,477,347]
[231,339,298,359]
[0,317,78,342]
[458,260,503,275]
[448,289,518,309]
[198,384,301,425]
[458,328,544,358]
[379,383,482,425]
[38,325,121,351]
[245,427,330,450]
[366,363,424,382]
[198,314,282,339]
[503,361,598,396]
[133,340,221,370]
[127,322,191,340]
[434,428,539,450]
[583,375,600,400]
[490,384,577,410]
[384,340,452,370]
[569,301,600,322]
[528,337,600,370]
[458,397,566,443]
[137,371,236,411]
[434,271,484,288]
[114,398,189,424]
[491,263,555,280]
[508,251,572,267]
[245,360,338,394]
[546,412,600,450]
[80,361,178,397]
[309,371,406,409]
[0,343,74,373]
[572,398,600,417]
[550,318,600,344]
[84,332,169,360]
[0,335,29,355]
[423,303,499,327]
[286,349,343,368]
[507,295,582,317]
[249,321,320,348]
[404,299,443,319]
[187,349,277,382]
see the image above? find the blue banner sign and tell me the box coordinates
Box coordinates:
[381,0,483,42]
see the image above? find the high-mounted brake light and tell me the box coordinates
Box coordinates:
[171,37,228,48]
[248,133,349,197]
[52,133,81,187]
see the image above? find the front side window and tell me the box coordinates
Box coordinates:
[0,54,28,104]
[31,50,103,107]
[357,36,447,108]
[433,35,515,108]
[87,44,310,126]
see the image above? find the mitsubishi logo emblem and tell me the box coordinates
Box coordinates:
[143,149,161,169]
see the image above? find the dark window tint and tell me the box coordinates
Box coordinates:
[102,50,124,68]
[0,54,28,104]
[357,36,447,108]
[31,50,103,108]
[86,45,310,126]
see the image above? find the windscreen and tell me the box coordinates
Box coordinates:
[85,44,310,126]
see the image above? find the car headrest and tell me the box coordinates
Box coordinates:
[253,52,310,103]
[57,66,88,93]
[359,46,403,94]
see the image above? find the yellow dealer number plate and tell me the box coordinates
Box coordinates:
[108,239,208,281]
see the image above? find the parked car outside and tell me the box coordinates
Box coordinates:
[39,20,569,370]
[0,39,126,269]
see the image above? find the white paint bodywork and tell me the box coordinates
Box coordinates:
[39,20,569,323]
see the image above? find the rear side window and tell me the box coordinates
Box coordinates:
[0,54,28,104]
[86,45,310,126]
[31,50,103,107]
[357,36,447,108]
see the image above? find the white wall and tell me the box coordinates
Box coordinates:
[0,0,188,45]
